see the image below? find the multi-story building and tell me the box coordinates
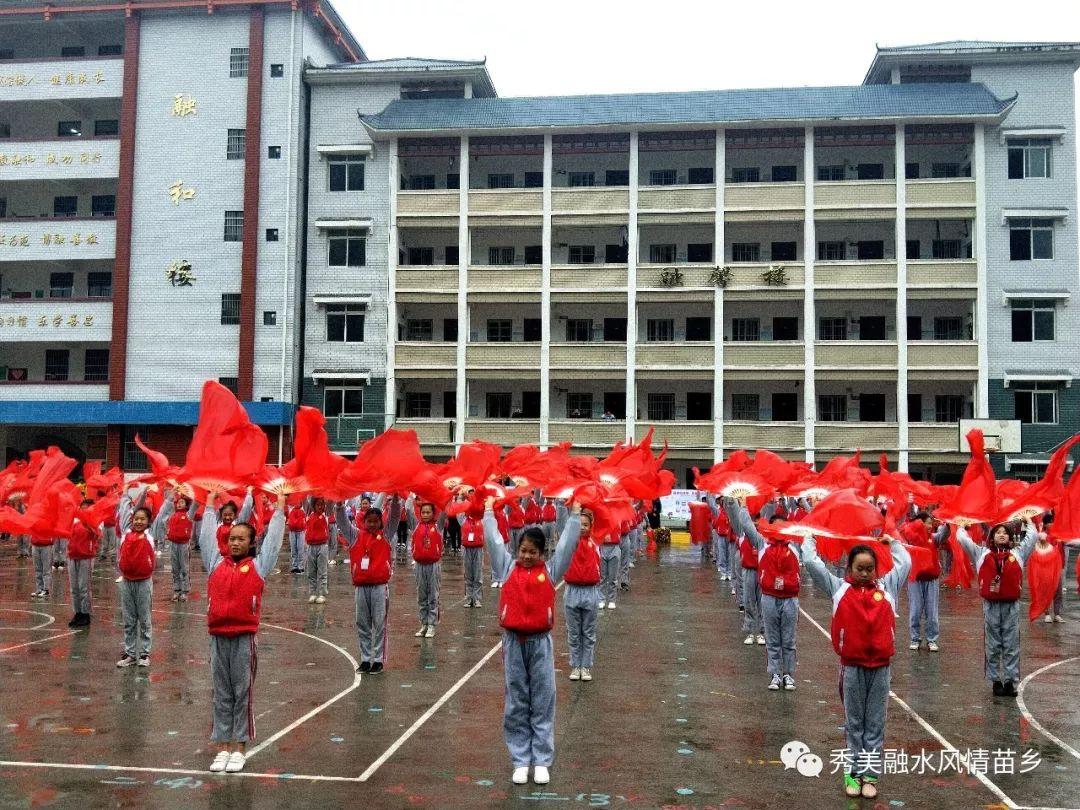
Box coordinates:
[0,0,361,468]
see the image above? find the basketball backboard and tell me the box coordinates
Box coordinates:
[958,419,1022,453]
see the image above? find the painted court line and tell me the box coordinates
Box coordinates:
[1016,656,1080,763]
[0,608,56,631]
[0,630,77,653]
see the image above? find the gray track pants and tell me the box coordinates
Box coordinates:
[761,594,798,675]
[564,584,600,668]
[908,579,940,644]
[99,527,116,560]
[288,531,306,570]
[169,542,190,594]
[741,567,763,634]
[463,546,484,603]
[618,534,632,587]
[415,561,441,625]
[32,545,52,591]
[502,629,556,768]
[306,543,328,596]
[599,544,620,604]
[68,558,92,613]
[52,538,67,563]
[17,535,30,556]
[730,542,743,606]
[355,583,389,664]
[841,664,890,780]
[983,599,1020,683]
[119,578,152,659]
[210,633,257,743]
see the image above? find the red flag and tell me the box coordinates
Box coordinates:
[999,434,1080,523]
[182,381,268,492]
[1027,540,1064,621]
[935,430,998,525]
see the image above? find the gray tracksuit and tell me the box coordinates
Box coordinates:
[564,583,600,669]
[200,508,285,743]
[483,508,581,769]
[17,534,31,557]
[115,487,169,659]
[598,542,620,605]
[458,514,485,604]
[618,532,633,587]
[31,543,52,591]
[725,500,763,636]
[168,498,197,595]
[288,528,306,571]
[409,506,445,627]
[908,523,948,645]
[958,526,1037,684]
[338,499,401,665]
[706,495,730,575]
[68,557,92,614]
[803,536,910,781]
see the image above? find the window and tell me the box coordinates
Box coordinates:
[443,390,457,418]
[91,194,115,217]
[61,46,85,57]
[84,349,109,382]
[523,171,543,188]
[565,319,592,342]
[1011,299,1055,342]
[268,145,281,159]
[326,304,365,342]
[605,243,628,263]
[327,229,366,267]
[908,393,923,422]
[933,317,964,340]
[44,349,70,381]
[270,63,284,78]
[486,319,513,342]
[688,167,714,184]
[568,245,595,264]
[817,241,846,261]
[53,195,78,217]
[324,385,364,417]
[731,318,760,342]
[730,167,759,183]
[935,395,965,423]
[859,316,887,340]
[523,318,541,341]
[819,317,847,340]
[443,318,458,341]
[485,246,513,265]
[94,119,119,136]
[404,392,431,418]
[773,317,799,340]
[524,245,542,264]
[931,162,968,178]
[486,393,512,419]
[817,165,844,181]
[687,243,713,262]
[57,120,81,137]
[771,165,797,182]
[220,293,241,325]
[87,272,112,298]
[818,394,847,422]
[0,49,12,60]
[647,393,676,421]
[487,173,514,189]
[1009,218,1053,260]
[605,170,629,187]
[407,247,434,266]
[224,210,244,242]
[856,163,884,180]
[731,243,760,262]
[49,272,74,298]
[906,239,921,260]
[0,124,8,139]
[649,169,677,186]
[685,317,711,341]
[405,319,434,341]
[649,244,676,263]
[230,47,249,78]
[687,392,711,421]
[732,393,760,421]
[406,175,436,190]
[772,392,798,421]
[99,44,122,56]
[265,228,279,242]
[567,172,595,187]
[931,239,964,259]
[263,311,276,326]
[857,241,884,260]
[771,241,797,261]
[445,246,459,265]
[445,173,460,189]
[603,317,627,342]
[647,319,674,342]
[907,315,922,340]
[859,393,887,422]
[567,393,593,418]
[1007,138,1051,179]
[905,162,920,179]
[1014,382,1058,424]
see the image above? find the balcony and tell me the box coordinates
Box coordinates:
[724,182,805,221]
[814,181,895,218]
[724,342,805,368]
[907,260,977,288]
[907,341,978,379]
[0,299,111,342]
[549,342,626,369]
[397,267,456,294]
[906,179,976,216]
[725,422,804,451]
[465,343,541,368]
[815,261,897,288]
[468,267,541,294]
[464,419,541,444]
[815,423,899,451]
[395,343,456,372]
[636,263,718,289]
[636,421,713,448]
[549,420,627,446]
[815,341,897,368]
[0,217,115,262]
[551,187,629,217]
[0,381,109,401]
[397,190,459,218]
[638,185,715,213]
[0,138,119,181]
[551,264,628,289]
[908,423,960,452]
[468,189,542,217]
[393,418,455,445]
[636,343,713,368]
[0,57,123,102]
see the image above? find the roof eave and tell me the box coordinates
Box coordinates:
[865,43,1080,84]
[306,64,492,87]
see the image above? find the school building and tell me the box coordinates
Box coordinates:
[0,1,1077,485]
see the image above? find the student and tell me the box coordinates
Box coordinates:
[540,498,557,549]
[66,501,100,627]
[199,492,286,773]
[709,499,732,580]
[563,508,601,682]
[507,498,526,557]
[617,520,634,593]
[115,491,159,668]
[725,499,764,645]
[215,490,254,556]
[958,521,1038,697]
[902,513,947,651]
[51,534,68,570]
[166,495,197,602]
[286,501,307,574]
[304,498,330,604]
[483,496,582,786]
[802,533,911,800]
[411,501,445,638]
[597,525,621,610]
[337,497,401,673]
[29,529,54,599]
[459,507,486,607]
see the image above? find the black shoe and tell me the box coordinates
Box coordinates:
[357,661,371,674]
[68,615,79,628]
[738,605,745,612]
[992,681,1004,696]
[369,662,383,674]
[1002,681,1018,697]
[79,613,91,627]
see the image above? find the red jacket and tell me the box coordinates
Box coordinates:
[712,510,731,538]
[507,502,526,530]
[207,556,264,636]
[978,549,1023,601]
[305,512,329,545]
[350,529,392,586]
[30,533,55,548]
[216,521,233,555]
[495,509,510,543]
[118,531,155,581]
[564,536,601,586]
[540,503,557,523]
[286,506,307,532]
[460,517,484,548]
[737,534,759,569]
[500,562,555,634]
[166,511,193,544]
[412,522,443,564]
[68,520,99,560]
[600,530,620,546]
[901,521,940,581]
[831,579,896,668]
[758,539,800,598]
[524,500,541,525]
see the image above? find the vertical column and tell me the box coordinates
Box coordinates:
[802,127,817,464]
[385,138,399,430]
[540,134,553,448]
[455,136,470,447]
[237,6,265,401]
[626,133,639,444]
[895,124,910,471]
[973,125,990,418]
[712,129,726,461]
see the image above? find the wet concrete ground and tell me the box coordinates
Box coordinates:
[0,541,1077,809]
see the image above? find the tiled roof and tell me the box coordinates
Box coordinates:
[876,40,1080,53]
[362,82,1010,133]
[319,57,487,71]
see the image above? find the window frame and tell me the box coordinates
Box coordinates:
[818,317,847,341]
[1014,383,1058,425]
[326,304,366,343]
[324,385,365,417]
[731,242,760,263]
[649,243,677,263]
[1007,138,1052,180]
[646,318,675,342]
[1010,299,1056,342]
[730,317,761,342]
[327,229,366,268]
[1009,218,1054,261]
[731,393,760,421]
[646,392,676,421]
[328,155,365,191]
[44,348,70,381]
[648,168,678,186]
[567,245,596,264]
[226,128,246,160]
[403,392,432,418]
[818,394,847,422]
[84,348,109,382]
[486,319,513,343]
[229,47,250,78]
[224,210,244,242]
[404,318,434,341]
[220,293,241,325]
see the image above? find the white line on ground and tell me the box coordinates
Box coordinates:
[0,608,56,631]
[1016,656,1080,762]
[0,630,77,653]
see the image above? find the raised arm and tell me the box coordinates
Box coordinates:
[384,496,402,539]
[956,526,985,569]
[237,489,254,523]
[254,497,287,578]
[199,494,222,572]
[1015,522,1039,564]
[547,507,583,583]
[150,489,176,545]
[732,499,764,551]
[879,538,912,602]
[482,500,513,581]
[335,503,358,547]
[705,493,718,517]
[555,501,569,535]
[801,535,843,598]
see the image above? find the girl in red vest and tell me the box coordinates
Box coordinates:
[803,533,910,799]
[958,521,1038,697]
[286,501,307,573]
[214,490,254,556]
[564,508,601,681]
[115,489,159,668]
[540,497,557,552]
[304,498,330,604]
[901,512,948,651]
[410,500,445,637]
[198,491,286,773]
[66,501,99,627]
[490,504,511,588]
[166,495,196,602]
[483,495,582,786]
[458,501,486,607]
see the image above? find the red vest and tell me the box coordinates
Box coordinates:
[499,563,556,634]
[207,556,264,636]
[901,521,940,581]
[564,537,601,586]
[305,512,329,544]
[541,503,557,523]
[118,531,155,581]
[600,529,620,546]
[507,502,526,530]
[286,507,307,532]
[978,550,1023,601]
[460,517,484,548]
[350,530,392,586]
[524,501,541,525]
[30,533,54,548]
[738,535,759,569]
[758,540,800,598]
[412,522,443,564]
[712,510,731,538]
[216,521,232,555]
[68,520,99,560]
[167,511,193,543]
[831,580,896,668]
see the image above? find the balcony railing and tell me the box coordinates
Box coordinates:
[551,187,629,214]
[815,422,900,451]
[551,264,628,289]
[395,342,456,368]
[0,138,119,181]
[638,185,715,212]
[393,418,454,444]
[814,261,897,287]
[549,342,626,368]
[907,341,978,371]
[469,189,542,216]
[397,266,457,292]
[0,299,111,341]
[397,190,459,217]
[636,421,713,448]
[0,217,115,262]
[0,57,123,102]
[465,343,541,367]
[468,266,541,292]
[464,419,541,444]
[636,343,713,367]
[815,341,897,367]
[908,423,961,452]
[725,421,804,451]
[907,260,976,287]
[724,341,805,367]
[814,180,896,213]
[0,380,109,401]
[548,419,627,446]
[724,182,805,217]
[906,178,976,210]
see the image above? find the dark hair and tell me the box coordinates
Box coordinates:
[133,506,153,522]
[988,522,1017,545]
[519,526,546,555]
[915,511,931,522]
[229,521,256,544]
[846,543,878,571]
[220,500,238,515]
[364,507,383,525]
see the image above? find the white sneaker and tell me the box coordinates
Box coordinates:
[1044,614,1053,623]
[910,641,921,650]
[756,634,765,645]
[225,751,246,773]
[116,655,136,668]
[783,675,797,691]
[1054,615,1065,623]
[474,601,481,608]
[424,624,435,638]
[569,667,581,681]
[927,641,939,652]
[607,601,616,609]
[533,766,550,784]
[137,657,150,667]
[415,625,426,637]
[308,594,317,604]
[598,601,606,609]
[743,635,755,645]
[580,668,592,681]
[512,766,529,785]
[315,595,326,604]
[328,559,337,566]
[491,581,499,589]
[209,751,230,772]
[768,674,782,690]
